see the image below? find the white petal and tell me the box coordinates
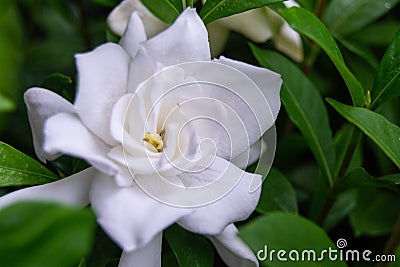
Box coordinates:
[44,113,118,175]
[0,167,97,210]
[273,22,304,62]
[177,157,261,235]
[231,139,265,169]
[206,21,230,57]
[127,8,210,92]
[75,43,130,145]
[118,234,162,267]
[107,0,167,38]
[216,8,281,43]
[119,12,147,58]
[107,0,135,36]
[208,224,259,267]
[89,172,190,251]
[110,93,133,143]
[216,56,282,121]
[24,87,74,162]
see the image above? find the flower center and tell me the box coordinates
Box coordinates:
[143,128,166,152]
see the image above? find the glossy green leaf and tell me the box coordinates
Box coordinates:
[0,201,96,267]
[279,7,365,107]
[257,168,298,214]
[200,0,283,24]
[335,167,400,194]
[251,46,335,185]
[165,224,214,267]
[371,28,400,109]
[350,188,400,237]
[141,0,183,24]
[239,212,348,267]
[327,98,400,169]
[323,0,400,36]
[0,142,58,186]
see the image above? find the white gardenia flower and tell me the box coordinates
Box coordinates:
[0,9,282,267]
[108,0,303,61]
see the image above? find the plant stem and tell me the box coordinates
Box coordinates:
[317,128,362,225]
[314,0,328,19]
[186,0,193,8]
[302,0,328,74]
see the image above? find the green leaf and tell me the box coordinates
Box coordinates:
[327,98,400,169]
[200,0,283,24]
[350,20,400,47]
[165,224,214,267]
[279,7,365,107]
[335,167,400,194]
[295,0,315,11]
[141,0,183,24]
[371,28,400,109]
[41,73,74,102]
[323,190,357,231]
[239,212,348,267]
[257,168,298,214]
[323,0,400,36]
[0,142,58,187]
[350,188,400,237]
[333,124,362,177]
[41,73,72,92]
[0,201,96,267]
[251,46,335,185]
[336,36,379,70]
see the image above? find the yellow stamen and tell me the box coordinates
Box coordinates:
[143,129,166,152]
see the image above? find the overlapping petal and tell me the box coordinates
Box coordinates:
[119,12,147,58]
[89,172,191,251]
[75,43,131,145]
[44,113,118,175]
[0,167,97,210]
[208,224,259,267]
[214,8,281,43]
[216,56,282,122]
[127,9,211,92]
[119,234,162,267]
[177,157,261,235]
[24,87,74,162]
[107,0,167,38]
